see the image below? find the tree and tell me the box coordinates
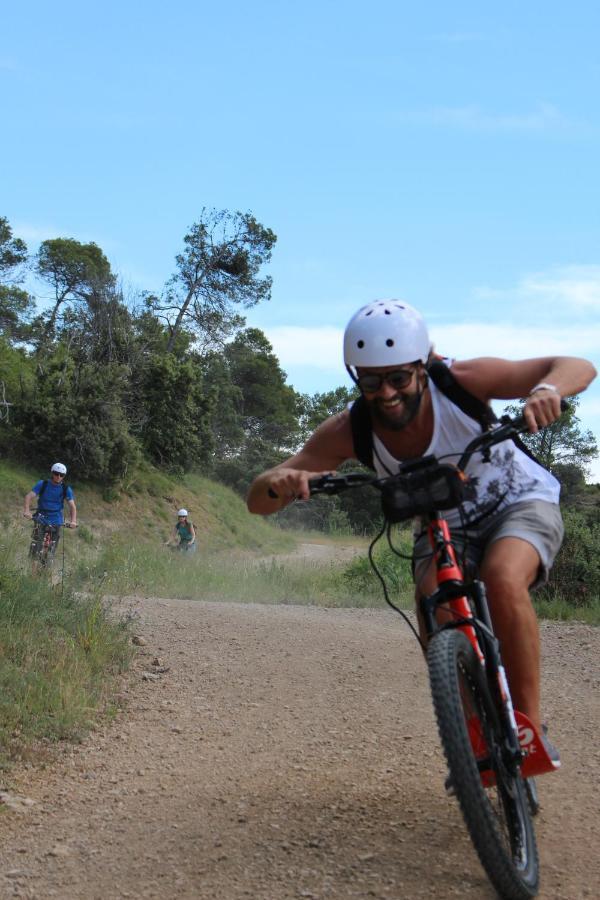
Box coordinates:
[0,216,34,341]
[16,347,139,483]
[34,238,115,346]
[150,209,276,353]
[224,327,301,452]
[208,328,302,494]
[63,282,137,366]
[200,351,245,458]
[297,385,358,443]
[503,397,598,478]
[134,353,215,473]
[0,216,28,279]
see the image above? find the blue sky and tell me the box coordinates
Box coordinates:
[3,2,600,475]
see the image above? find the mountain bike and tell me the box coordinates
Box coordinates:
[306,413,562,899]
[29,512,73,572]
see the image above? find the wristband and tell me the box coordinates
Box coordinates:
[529,382,560,397]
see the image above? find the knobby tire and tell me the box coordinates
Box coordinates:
[428,629,539,899]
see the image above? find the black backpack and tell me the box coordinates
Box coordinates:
[349,359,543,470]
[38,478,69,506]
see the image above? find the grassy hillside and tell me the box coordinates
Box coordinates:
[0,459,293,557]
[0,459,293,769]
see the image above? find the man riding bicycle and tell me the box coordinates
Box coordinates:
[23,462,77,568]
[247,300,597,763]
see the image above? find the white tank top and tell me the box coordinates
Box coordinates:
[369,376,560,528]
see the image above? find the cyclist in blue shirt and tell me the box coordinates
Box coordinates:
[23,462,77,562]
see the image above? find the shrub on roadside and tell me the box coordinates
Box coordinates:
[342,531,413,600]
[538,507,600,607]
[0,556,132,767]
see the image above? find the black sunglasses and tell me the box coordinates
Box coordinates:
[52,472,65,477]
[357,367,416,393]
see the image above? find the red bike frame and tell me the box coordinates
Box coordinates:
[428,517,558,781]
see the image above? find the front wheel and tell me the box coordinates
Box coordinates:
[428,629,539,899]
[40,530,57,569]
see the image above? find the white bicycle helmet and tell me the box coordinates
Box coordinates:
[343,299,430,369]
[51,462,67,475]
[177,508,188,517]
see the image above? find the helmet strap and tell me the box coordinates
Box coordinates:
[346,364,359,386]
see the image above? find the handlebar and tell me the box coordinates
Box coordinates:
[28,512,76,528]
[306,403,569,519]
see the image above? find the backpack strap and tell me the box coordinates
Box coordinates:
[427,360,497,431]
[427,360,548,469]
[37,479,69,504]
[349,395,376,470]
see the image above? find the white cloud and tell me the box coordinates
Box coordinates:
[265,326,343,369]
[428,32,483,44]
[519,266,600,310]
[430,322,600,360]
[413,102,574,135]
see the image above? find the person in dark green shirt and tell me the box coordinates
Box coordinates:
[172,508,196,552]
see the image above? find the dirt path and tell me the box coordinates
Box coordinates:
[1,566,599,898]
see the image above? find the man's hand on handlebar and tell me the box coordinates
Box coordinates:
[267,468,337,503]
[523,389,563,434]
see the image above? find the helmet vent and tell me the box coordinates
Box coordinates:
[365,310,373,316]
[357,340,364,348]
[384,309,391,315]
[386,339,394,347]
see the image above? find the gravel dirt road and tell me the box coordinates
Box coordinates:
[1,545,599,899]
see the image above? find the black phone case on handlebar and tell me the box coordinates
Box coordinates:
[381,464,477,523]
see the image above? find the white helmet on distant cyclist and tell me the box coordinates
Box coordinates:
[51,462,67,475]
[343,300,430,369]
[177,508,188,517]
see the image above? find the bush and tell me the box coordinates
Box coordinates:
[538,507,600,606]
[15,352,140,483]
[342,530,413,599]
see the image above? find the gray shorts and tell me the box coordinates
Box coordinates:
[413,500,564,590]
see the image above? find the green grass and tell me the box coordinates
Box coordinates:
[533,594,600,624]
[0,546,132,769]
[69,530,416,609]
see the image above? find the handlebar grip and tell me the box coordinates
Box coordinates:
[513,398,570,432]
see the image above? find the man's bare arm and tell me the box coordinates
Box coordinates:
[452,356,597,433]
[23,490,37,518]
[67,498,77,526]
[247,411,355,515]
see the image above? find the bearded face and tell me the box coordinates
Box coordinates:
[357,365,426,430]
